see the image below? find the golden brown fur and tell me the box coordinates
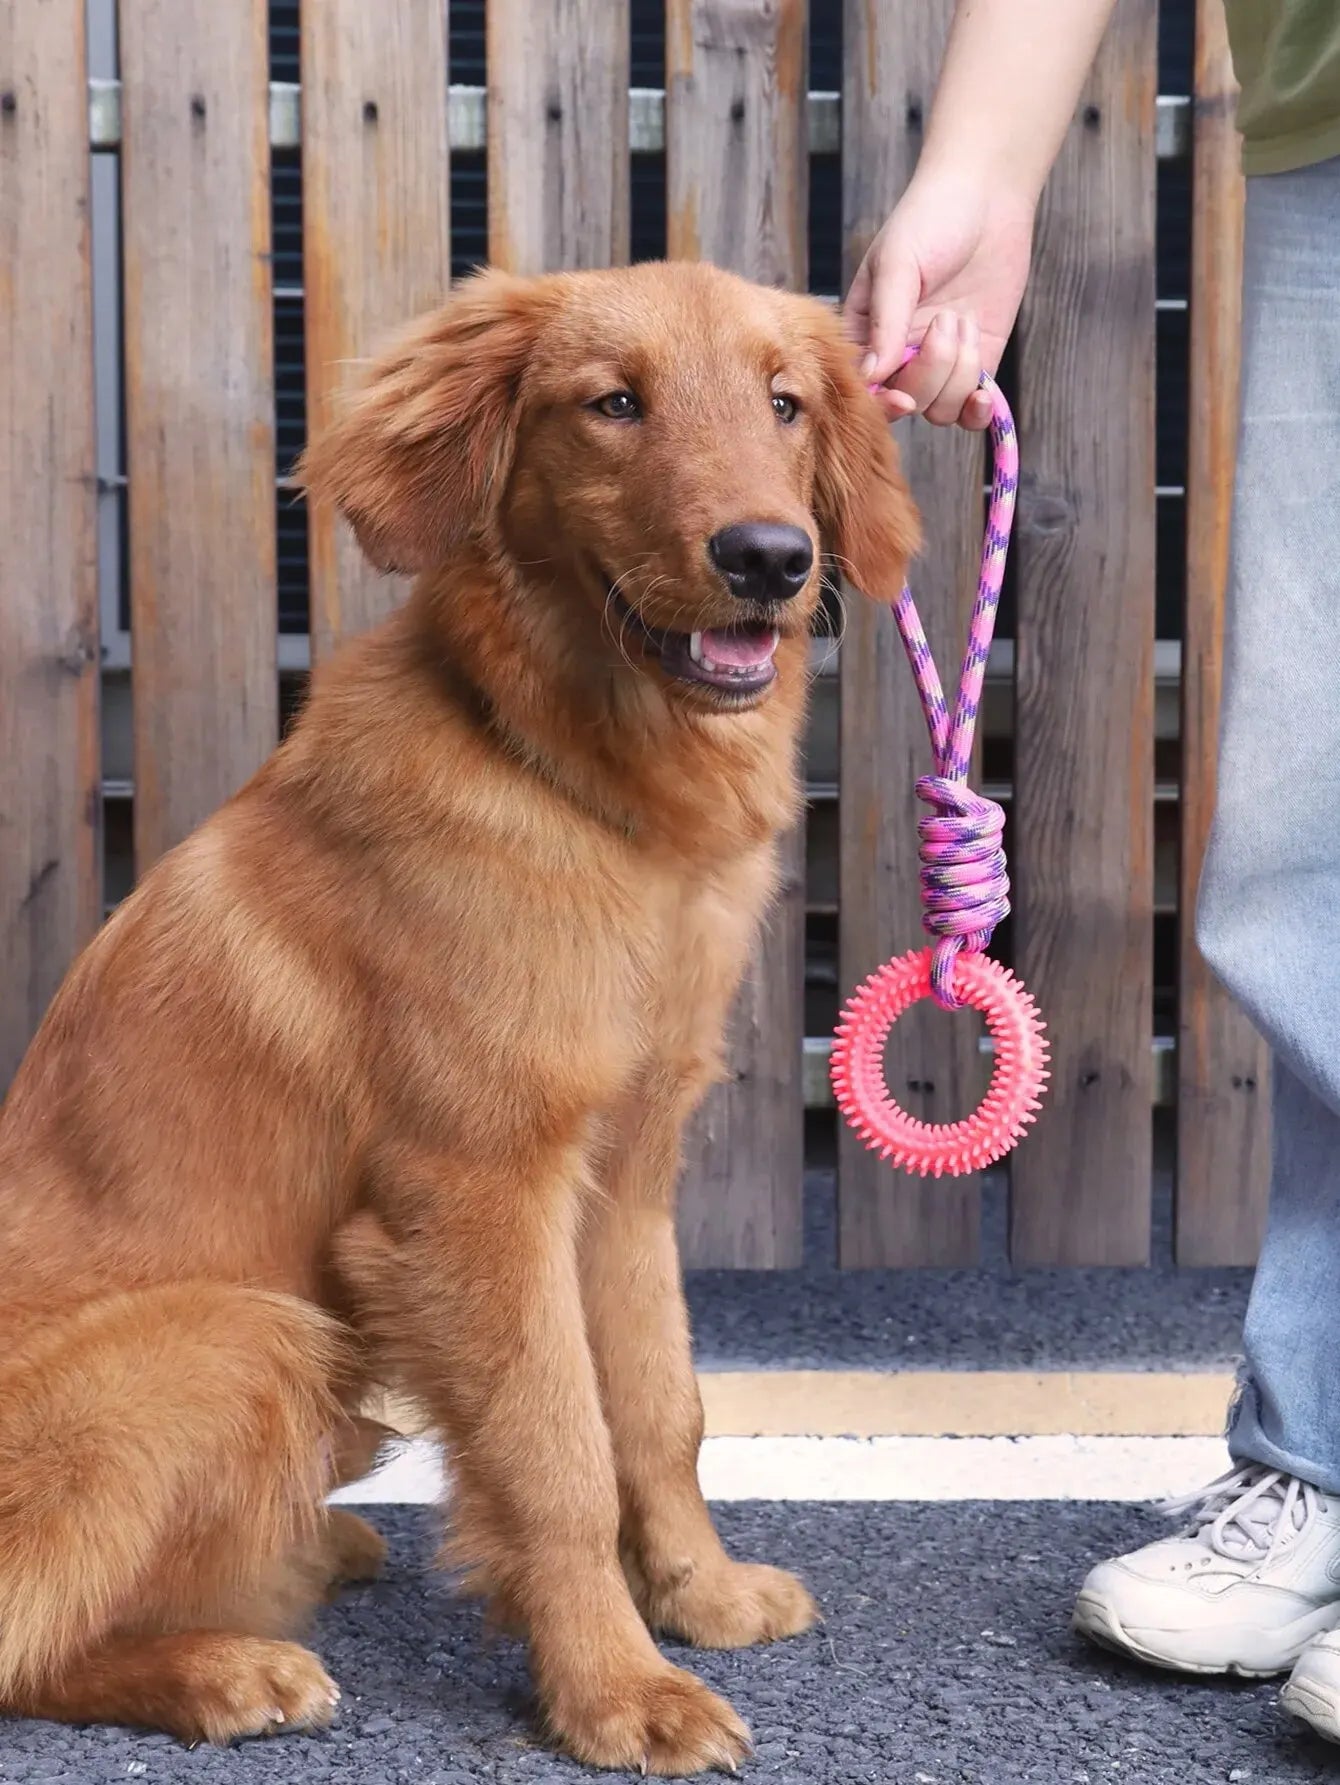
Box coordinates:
[0,261,916,1771]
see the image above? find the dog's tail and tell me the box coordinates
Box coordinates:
[0,1283,347,1696]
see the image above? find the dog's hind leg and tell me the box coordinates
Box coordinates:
[0,1282,351,1743]
[319,1506,389,1597]
[308,1412,394,1599]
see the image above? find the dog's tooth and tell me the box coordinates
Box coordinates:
[689,631,705,665]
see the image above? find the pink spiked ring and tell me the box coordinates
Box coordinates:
[831,947,1050,1177]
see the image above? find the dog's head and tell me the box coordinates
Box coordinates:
[301,261,919,714]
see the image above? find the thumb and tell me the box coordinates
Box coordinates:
[858,247,920,387]
[842,254,874,352]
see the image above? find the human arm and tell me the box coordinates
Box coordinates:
[845,0,1120,428]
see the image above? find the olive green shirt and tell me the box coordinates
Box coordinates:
[1225,0,1340,175]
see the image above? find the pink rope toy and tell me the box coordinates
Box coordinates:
[830,351,1050,1177]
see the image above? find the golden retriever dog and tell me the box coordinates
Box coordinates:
[0,261,916,1773]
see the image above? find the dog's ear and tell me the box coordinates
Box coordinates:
[807,311,921,600]
[299,270,543,575]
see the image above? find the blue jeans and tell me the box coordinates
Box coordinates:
[1196,156,1340,1492]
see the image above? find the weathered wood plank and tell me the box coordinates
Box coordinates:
[487,0,630,273]
[836,0,985,1267]
[0,0,101,1088]
[666,0,807,286]
[120,0,277,868]
[666,0,807,1269]
[1177,0,1268,1267]
[1010,0,1157,1264]
[302,1,451,660]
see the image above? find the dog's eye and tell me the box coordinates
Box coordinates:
[593,390,641,421]
[772,393,800,424]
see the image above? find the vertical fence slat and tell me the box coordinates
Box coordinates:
[837,3,985,1267]
[1010,0,1157,1264]
[1177,0,1267,1266]
[0,0,101,1088]
[302,2,451,661]
[488,0,629,273]
[666,0,807,1269]
[120,0,277,868]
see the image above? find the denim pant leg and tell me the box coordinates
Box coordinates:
[1192,157,1340,1493]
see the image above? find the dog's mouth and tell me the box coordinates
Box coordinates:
[606,588,780,700]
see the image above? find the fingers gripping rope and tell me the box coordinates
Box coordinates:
[831,358,1050,1176]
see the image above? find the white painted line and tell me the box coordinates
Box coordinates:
[330,1434,1231,1507]
[697,1436,1231,1502]
[331,1437,445,1505]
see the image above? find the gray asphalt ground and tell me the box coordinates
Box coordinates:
[688,1166,1252,1373]
[4,1504,1333,1785]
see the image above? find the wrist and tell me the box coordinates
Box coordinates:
[911,0,1119,219]
[898,161,1039,243]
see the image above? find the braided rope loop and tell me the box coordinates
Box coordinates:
[889,365,1018,1009]
[832,359,1049,1177]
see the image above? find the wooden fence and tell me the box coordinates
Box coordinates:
[1,0,1266,1271]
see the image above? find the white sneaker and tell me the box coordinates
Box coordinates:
[1284,1631,1340,1741]
[1073,1464,1340,1676]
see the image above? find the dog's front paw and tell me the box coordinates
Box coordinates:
[548,1660,750,1776]
[641,1559,819,1649]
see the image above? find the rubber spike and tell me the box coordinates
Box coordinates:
[830,947,1050,1178]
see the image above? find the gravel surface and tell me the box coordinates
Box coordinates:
[687,1171,1252,1374]
[3,1503,1333,1785]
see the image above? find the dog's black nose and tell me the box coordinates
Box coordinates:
[708,522,814,602]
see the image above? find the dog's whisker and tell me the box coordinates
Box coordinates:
[828,583,851,654]
[818,549,861,586]
[601,603,639,677]
[601,573,645,676]
[612,571,689,639]
[604,569,673,660]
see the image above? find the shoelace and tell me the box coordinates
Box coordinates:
[1163,1463,1323,1565]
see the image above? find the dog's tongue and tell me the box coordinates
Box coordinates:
[700,626,777,668]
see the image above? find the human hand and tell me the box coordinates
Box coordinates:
[845,176,1036,430]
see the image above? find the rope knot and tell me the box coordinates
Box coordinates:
[915,775,1010,1009]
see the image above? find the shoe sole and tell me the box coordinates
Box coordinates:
[1283,1664,1340,1743]
[1073,1588,1339,1679]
